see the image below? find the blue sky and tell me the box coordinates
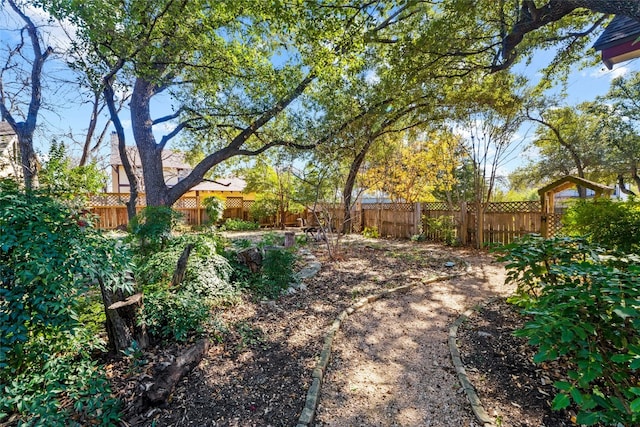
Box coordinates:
[497,52,640,177]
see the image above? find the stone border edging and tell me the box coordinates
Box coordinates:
[296,272,465,427]
[449,302,496,427]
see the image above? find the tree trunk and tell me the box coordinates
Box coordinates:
[631,161,640,194]
[16,130,40,190]
[617,174,636,196]
[146,339,209,405]
[342,138,374,234]
[79,92,101,167]
[131,77,170,207]
[104,78,139,220]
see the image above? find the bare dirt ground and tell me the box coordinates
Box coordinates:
[112,235,572,427]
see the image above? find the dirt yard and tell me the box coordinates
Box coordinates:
[112,235,572,426]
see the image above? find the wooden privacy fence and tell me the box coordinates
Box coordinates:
[88,193,559,246]
[421,200,550,246]
[319,200,557,245]
[88,193,254,229]
[315,203,421,239]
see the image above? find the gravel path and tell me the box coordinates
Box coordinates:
[314,255,510,427]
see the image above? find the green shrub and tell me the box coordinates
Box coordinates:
[411,233,426,242]
[220,218,260,231]
[497,234,595,305]
[135,233,236,304]
[498,235,640,426]
[39,141,106,204]
[424,215,458,246]
[134,231,239,342]
[0,180,129,425]
[259,249,297,298]
[362,226,379,238]
[226,247,297,300]
[257,231,285,247]
[563,198,640,253]
[202,196,225,224]
[129,206,184,254]
[141,287,210,341]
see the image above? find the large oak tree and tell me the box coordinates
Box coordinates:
[44,0,389,207]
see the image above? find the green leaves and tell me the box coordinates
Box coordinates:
[0,182,130,424]
[502,235,640,425]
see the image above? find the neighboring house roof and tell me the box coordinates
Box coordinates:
[593,15,640,69]
[190,177,247,192]
[110,145,192,170]
[0,121,15,136]
[109,133,191,170]
[0,122,16,155]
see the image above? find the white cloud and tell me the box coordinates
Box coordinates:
[590,64,630,80]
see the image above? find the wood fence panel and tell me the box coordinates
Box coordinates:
[421,201,546,246]
[88,194,552,245]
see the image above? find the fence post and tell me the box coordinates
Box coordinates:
[460,202,468,246]
[414,202,422,236]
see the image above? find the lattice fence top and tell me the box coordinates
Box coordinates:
[173,197,198,209]
[422,200,540,213]
[483,201,541,213]
[89,193,146,207]
[226,197,243,209]
[242,200,254,209]
[421,202,451,211]
[361,202,414,211]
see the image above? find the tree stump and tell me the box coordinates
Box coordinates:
[237,247,263,272]
[284,231,295,248]
[99,277,149,352]
[171,243,194,287]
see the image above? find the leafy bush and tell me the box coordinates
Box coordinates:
[498,235,640,426]
[498,234,596,305]
[563,198,640,253]
[129,206,184,254]
[362,226,379,238]
[39,141,106,204]
[248,197,279,224]
[141,287,210,342]
[411,233,426,242]
[136,233,235,302]
[258,249,297,298]
[0,180,130,425]
[424,215,458,246]
[135,232,239,341]
[220,218,260,231]
[202,196,225,224]
[257,231,285,247]
[225,246,297,300]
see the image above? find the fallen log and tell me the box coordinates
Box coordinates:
[146,338,209,405]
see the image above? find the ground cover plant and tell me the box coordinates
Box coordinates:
[219,218,261,231]
[498,235,640,426]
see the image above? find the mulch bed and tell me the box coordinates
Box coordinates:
[105,239,579,427]
[456,298,576,427]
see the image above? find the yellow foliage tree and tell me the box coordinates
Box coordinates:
[361,131,460,203]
